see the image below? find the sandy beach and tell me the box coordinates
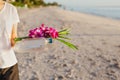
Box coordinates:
[15,7,120,80]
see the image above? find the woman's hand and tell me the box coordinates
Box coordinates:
[11,23,18,47]
[11,37,16,47]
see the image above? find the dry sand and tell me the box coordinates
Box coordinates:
[15,7,120,80]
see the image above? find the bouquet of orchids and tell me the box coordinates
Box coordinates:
[14,24,78,50]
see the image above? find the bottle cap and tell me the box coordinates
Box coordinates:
[48,38,52,43]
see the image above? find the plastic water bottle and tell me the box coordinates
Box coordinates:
[14,38,52,52]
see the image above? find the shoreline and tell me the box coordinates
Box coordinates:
[18,6,120,21]
[60,6,120,21]
[77,11,120,20]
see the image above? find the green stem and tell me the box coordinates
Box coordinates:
[14,36,30,42]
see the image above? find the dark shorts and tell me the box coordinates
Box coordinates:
[0,63,19,80]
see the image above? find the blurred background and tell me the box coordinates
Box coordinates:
[8,0,120,19]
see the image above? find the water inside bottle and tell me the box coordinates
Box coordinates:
[14,38,48,52]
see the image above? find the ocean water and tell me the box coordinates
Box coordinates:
[71,7,120,20]
[45,0,120,20]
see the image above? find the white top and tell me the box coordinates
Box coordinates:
[0,2,20,68]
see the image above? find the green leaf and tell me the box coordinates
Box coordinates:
[59,31,69,35]
[56,38,78,50]
[58,29,69,35]
[58,35,71,40]
[58,29,68,33]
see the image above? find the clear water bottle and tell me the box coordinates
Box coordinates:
[14,38,52,52]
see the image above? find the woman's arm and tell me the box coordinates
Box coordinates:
[11,23,18,47]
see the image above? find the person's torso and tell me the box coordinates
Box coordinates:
[0,2,17,68]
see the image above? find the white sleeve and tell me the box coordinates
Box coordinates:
[12,6,20,24]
